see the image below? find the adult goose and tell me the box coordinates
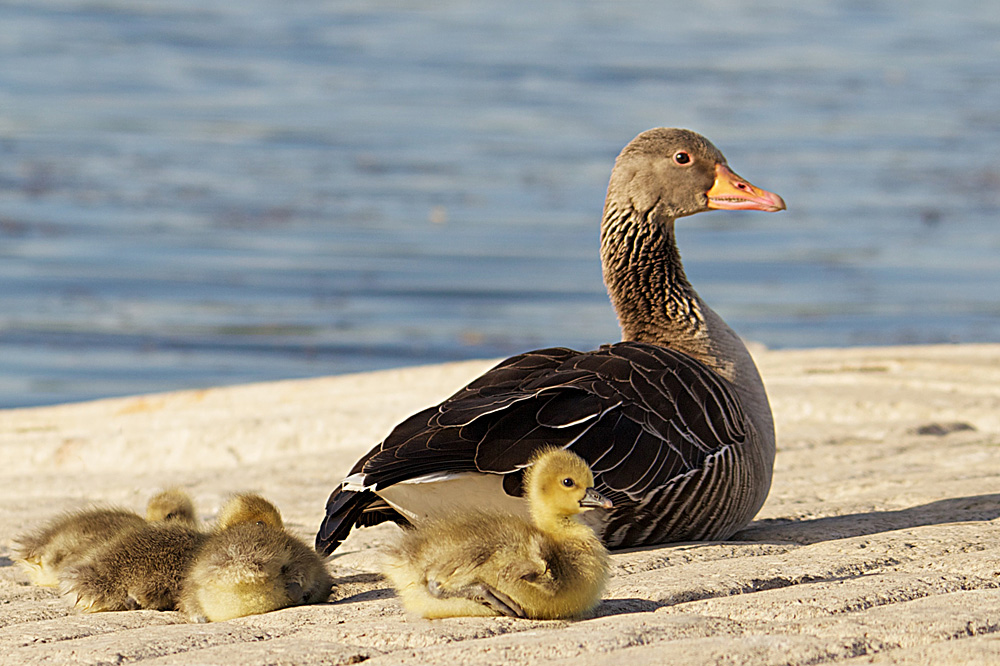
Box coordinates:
[316,128,785,555]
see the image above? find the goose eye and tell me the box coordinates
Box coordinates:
[561,477,575,488]
[673,151,692,166]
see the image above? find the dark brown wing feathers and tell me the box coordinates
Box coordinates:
[317,341,748,554]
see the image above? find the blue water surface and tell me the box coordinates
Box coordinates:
[1,0,998,408]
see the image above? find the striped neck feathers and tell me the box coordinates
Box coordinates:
[600,201,706,347]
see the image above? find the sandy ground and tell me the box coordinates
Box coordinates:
[2,343,1000,666]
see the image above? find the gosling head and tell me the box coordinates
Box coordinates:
[215,493,284,531]
[146,489,198,526]
[524,448,612,520]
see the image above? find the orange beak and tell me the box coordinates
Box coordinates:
[707,164,786,212]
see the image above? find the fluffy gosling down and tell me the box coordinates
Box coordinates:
[178,494,332,623]
[60,521,206,612]
[144,488,199,527]
[213,492,284,530]
[13,489,197,588]
[382,448,612,620]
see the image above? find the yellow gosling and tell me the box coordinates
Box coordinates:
[382,448,611,619]
[213,493,284,531]
[145,488,198,527]
[179,521,332,622]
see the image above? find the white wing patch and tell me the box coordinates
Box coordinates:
[341,473,370,492]
[376,472,529,524]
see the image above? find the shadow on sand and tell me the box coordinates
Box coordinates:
[733,493,1000,545]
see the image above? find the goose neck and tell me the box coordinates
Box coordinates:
[600,205,703,346]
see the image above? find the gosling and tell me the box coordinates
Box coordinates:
[13,489,197,588]
[145,488,199,527]
[212,492,284,531]
[178,494,332,622]
[382,448,612,620]
[60,520,206,613]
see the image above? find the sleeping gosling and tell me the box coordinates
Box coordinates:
[12,489,197,588]
[145,488,199,527]
[178,494,332,622]
[382,448,612,619]
[213,492,284,530]
[59,520,206,613]
[13,508,145,588]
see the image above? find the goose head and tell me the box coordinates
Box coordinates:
[605,127,785,222]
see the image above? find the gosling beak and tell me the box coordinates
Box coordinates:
[580,487,613,510]
[707,164,786,212]
[286,581,304,604]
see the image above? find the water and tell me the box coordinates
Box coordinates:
[1,0,998,408]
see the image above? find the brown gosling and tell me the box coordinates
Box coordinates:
[178,495,332,622]
[12,508,146,588]
[382,448,612,619]
[59,520,206,613]
[12,489,198,588]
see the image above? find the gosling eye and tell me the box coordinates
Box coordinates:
[673,150,692,166]
[561,477,575,488]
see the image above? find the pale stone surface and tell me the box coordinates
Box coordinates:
[2,344,999,665]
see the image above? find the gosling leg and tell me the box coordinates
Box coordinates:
[427,580,525,618]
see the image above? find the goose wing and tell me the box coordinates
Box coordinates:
[359,342,747,492]
[317,341,749,553]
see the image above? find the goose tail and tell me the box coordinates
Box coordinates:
[316,488,372,556]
